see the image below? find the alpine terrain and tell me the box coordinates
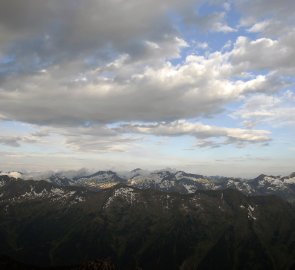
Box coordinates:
[0,171,295,269]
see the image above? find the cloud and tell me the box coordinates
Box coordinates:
[56,125,141,152]
[0,137,20,147]
[185,11,236,33]
[0,117,271,152]
[0,0,294,176]
[0,123,142,153]
[193,41,209,50]
[0,0,239,85]
[229,33,295,73]
[247,20,272,33]
[237,0,295,39]
[0,0,255,130]
[194,139,222,148]
[0,133,47,147]
[0,48,282,127]
[0,0,287,130]
[65,135,139,153]
[232,91,295,127]
[117,120,271,147]
[0,0,199,77]
[236,0,295,22]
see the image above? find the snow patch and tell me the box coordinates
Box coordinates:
[183,184,195,193]
[190,196,202,209]
[0,172,22,179]
[104,187,136,208]
[75,196,85,202]
[284,177,295,184]
[247,205,256,221]
[51,187,65,195]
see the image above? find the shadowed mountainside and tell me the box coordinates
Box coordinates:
[0,175,295,269]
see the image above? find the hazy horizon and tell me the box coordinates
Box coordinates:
[1,165,294,179]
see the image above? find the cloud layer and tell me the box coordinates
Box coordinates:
[0,0,294,174]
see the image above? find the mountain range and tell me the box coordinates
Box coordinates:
[2,169,295,202]
[0,171,295,269]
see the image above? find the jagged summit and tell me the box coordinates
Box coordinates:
[253,174,268,181]
[1,169,295,201]
[130,168,143,173]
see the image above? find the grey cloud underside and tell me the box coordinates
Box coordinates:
[0,50,284,126]
[0,137,20,147]
[236,0,295,38]
[0,119,271,152]
[236,0,295,22]
[117,120,271,146]
[185,10,236,33]
[0,0,199,75]
[0,0,233,126]
[0,1,293,126]
[0,135,43,147]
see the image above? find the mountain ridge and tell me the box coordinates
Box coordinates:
[2,169,295,202]
[0,174,295,269]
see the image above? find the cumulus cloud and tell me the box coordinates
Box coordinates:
[0,48,283,127]
[0,0,256,130]
[0,0,178,51]
[0,0,212,75]
[229,33,295,73]
[0,0,287,131]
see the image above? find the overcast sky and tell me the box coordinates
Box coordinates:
[0,0,294,177]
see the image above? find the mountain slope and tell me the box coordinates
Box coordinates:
[5,169,295,201]
[0,175,295,269]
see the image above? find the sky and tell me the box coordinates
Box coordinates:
[0,0,294,177]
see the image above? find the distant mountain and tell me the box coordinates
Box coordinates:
[0,175,295,269]
[0,171,23,179]
[75,170,126,189]
[2,169,295,202]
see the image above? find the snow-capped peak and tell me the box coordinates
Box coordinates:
[0,171,22,179]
